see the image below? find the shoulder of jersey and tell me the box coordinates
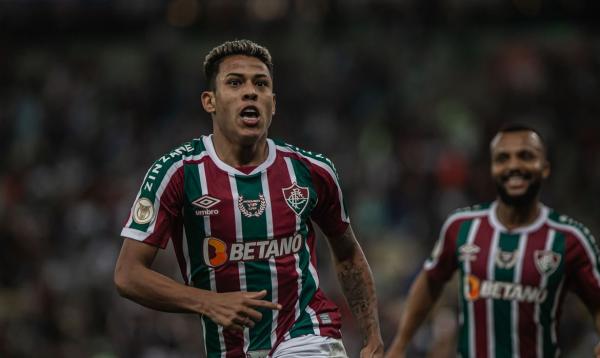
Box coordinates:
[154,138,206,165]
[274,140,337,171]
[451,203,492,216]
[548,210,597,242]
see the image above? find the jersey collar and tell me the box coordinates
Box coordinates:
[203,135,276,176]
[489,200,549,234]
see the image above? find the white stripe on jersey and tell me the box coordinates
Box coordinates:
[487,229,501,358]
[198,163,226,358]
[511,233,528,358]
[464,218,481,358]
[284,157,312,339]
[536,229,555,358]
[277,145,349,224]
[260,171,279,348]
[229,175,250,353]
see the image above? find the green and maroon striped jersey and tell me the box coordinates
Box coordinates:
[424,202,600,358]
[121,135,350,357]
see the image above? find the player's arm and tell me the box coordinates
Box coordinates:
[385,270,446,358]
[114,238,281,331]
[592,305,600,358]
[327,225,384,358]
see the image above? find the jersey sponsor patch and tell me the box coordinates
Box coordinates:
[192,195,220,216]
[495,249,519,269]
[203,233,304,267]
[464,274,547,303]
[534,250,561,276]
[238,194,266,218]
[282,182,310,216]
[133,197,154,224]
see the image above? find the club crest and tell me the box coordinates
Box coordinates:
[282,183,310,216]
[238,194,266,218]
[534,250,561,276]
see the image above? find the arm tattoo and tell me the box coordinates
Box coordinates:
[333,230,380,343]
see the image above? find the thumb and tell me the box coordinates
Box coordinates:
[246,290,268,299]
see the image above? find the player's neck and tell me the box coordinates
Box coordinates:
[211,133,269,167]
[495,199,541,231]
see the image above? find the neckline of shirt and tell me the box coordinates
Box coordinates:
[202,134,276,176]
[488,200,549,234]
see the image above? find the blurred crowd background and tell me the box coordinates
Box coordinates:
[2,0,600,357]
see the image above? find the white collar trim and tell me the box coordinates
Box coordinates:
[489,200,548,234]
[202,135,276,176]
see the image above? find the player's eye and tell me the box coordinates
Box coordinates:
[227,79,242,87]
[519,151,535,160]
[255,80,269,87]
[494,153,509,163]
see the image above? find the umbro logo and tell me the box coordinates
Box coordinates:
[192,195,220,216]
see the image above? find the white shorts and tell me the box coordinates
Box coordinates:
[246,335,348,358]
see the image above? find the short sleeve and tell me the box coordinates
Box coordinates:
[309,157,350,238]
[120,157,184,249]
[423,216,462,283]
[566,229,600,308]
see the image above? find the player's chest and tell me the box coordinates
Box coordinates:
[181,173,318,239]
[458,233,565,286]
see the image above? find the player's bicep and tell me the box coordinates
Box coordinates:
[116,238,159,270]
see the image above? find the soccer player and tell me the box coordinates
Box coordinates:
[385,125,600,358]
[114,39,384,358]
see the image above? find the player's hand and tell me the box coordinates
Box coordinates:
[594,341,600,358]
[360,340,384,358]
[203,290,281,332]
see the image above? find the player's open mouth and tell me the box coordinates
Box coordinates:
[240,106,260,126]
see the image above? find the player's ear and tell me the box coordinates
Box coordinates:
[201,91,216,114]
[542,159,550,179]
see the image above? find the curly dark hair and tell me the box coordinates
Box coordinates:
[203,39,273,90]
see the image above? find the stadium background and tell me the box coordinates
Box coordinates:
[1,0,600,356]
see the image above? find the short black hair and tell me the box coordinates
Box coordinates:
[495,123,547,154]
[203,39,273,90]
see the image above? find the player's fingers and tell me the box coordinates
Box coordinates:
[233,316,255,328]
[245,289,267,299]
[247,298,282,310]
[241,307,263,322]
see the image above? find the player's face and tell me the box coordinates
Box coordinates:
[490,130,550,207]
[202,55,276,146]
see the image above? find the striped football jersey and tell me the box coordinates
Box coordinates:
[425,202,600,358]
[121,135,350,357]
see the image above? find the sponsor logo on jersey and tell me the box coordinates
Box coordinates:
[203,233,304,267]
[282,182,310,216]
[192,195,220,216]
[464,274,547,303]
[458,244,480,262]
[133,197,154,224]
[534,250,561,276]
[238,194,266,218]
[495,249,519,269]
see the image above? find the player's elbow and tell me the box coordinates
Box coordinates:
[114,260,134,298]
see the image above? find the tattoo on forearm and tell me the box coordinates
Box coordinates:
[337,258,379,340]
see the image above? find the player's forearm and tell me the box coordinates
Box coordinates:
[114,261,210,314]
[335,246,383,347]
[387,270,443,355]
